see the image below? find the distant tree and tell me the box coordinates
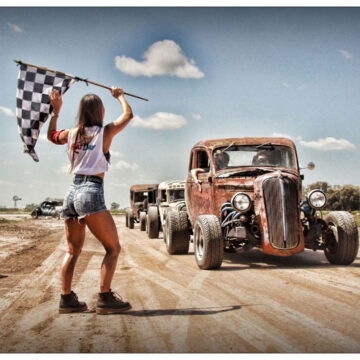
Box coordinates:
[340,185,360,211]
[44,197,64,203]
[304,182,330,196]
[306,182,360,211]
[111,202,120,210]
[326,189,341,210]
[25,203,38,211]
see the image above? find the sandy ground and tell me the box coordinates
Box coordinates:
[0,213,359,353]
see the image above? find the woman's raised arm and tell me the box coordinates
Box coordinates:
[103,87,133,152]
[47,89,69,145]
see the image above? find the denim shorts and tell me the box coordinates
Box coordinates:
[62,175,107,219]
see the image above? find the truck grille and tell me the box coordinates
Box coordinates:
[262,176,299,249]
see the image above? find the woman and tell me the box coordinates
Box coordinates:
[47,87,133,314]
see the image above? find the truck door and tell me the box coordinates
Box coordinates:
[186,148,214,223]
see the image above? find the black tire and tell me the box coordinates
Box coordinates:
[31,209,38,219]
[165,211,190,255]
[128,208,134,229]
[125,208,130,228]
[324,211,359,265]
[140,211,146,231]
[147,206,159,239]
[194,215,224,270]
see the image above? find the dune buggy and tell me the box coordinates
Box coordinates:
[31,200,62,219]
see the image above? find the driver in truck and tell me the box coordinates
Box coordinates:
[214,150,230,170]
[252,150,272,166]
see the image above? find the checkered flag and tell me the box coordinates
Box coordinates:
[16,63,77,162]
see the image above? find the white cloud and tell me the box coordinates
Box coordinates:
[0,106,15,117]
[339,49,353,60]
[114,39,204,79]
[113,160,139,171]
[272,132,293,140]
[282,82,305,90]
[192,113,201,120]
[110,150,123,158]
[56,165,70,174]
[132,112,188,130]
[7,22,24,33]
[298,136,356,151]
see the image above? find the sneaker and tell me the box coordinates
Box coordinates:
[59,291,88,314]
[96,290,132,315]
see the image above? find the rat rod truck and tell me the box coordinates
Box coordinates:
[165,137,359,270]
[146,180,187,245]
[125,184,158,230]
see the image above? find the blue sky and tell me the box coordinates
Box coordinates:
[0,6,359,208]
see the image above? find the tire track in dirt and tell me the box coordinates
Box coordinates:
[0,216,359,353]
[119,220,360,352]
[0,239,64,315]
[0,228,105,352]
[205,261,360,352]
[0,238,65,351]
[123,259,297,352]
[120,227,297,352]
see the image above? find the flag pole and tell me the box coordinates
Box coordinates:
[14,60,149,102]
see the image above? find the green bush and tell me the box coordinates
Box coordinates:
[110,209,126,216]
[0,208,27,214]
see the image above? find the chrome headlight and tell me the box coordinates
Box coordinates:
[231,192,252,213]
[307,189,327,210]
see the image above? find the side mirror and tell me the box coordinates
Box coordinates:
[300,161,315,170]
[307,162,315,170]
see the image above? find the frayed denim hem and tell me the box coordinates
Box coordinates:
[62,207,108,222]
[78,207,108,220]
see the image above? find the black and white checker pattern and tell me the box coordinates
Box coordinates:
[16,63,77,162]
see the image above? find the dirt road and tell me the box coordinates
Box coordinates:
[0,214,359,353]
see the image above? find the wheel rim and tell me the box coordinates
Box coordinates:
[195,225,204,260]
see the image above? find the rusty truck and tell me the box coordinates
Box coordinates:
[165,137,359,270]
[125,184,158,231]
[146,180,187,244]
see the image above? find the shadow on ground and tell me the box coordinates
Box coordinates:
[218,248,360,271]
[111,305,242,317]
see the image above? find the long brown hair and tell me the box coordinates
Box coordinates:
[70,94,104,172]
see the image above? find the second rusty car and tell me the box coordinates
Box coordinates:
[165,137,359,270]
[125,184,158,230]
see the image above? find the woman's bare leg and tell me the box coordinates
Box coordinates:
[62,218,86,294]
[84,211,121,293]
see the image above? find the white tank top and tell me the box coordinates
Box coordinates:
[67,126,109,175]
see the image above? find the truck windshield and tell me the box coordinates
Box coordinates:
[168,189,185,202]
[213,145,297,171]
[134,192,148,202]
